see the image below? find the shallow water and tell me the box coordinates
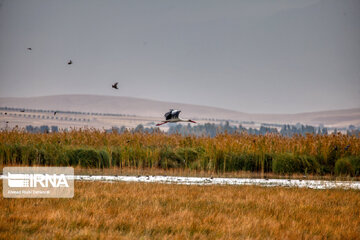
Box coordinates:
[70,175,360,190]
[1,174,359,190]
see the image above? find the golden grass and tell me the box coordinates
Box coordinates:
[1,129,359,157]
[1,181,359,239]
[1,130,360,176]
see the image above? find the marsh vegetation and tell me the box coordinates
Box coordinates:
[1,130,359,177]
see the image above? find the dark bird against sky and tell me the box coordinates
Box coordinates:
[112,82,119,89]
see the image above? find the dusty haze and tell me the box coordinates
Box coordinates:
[0,0,359,114]
[1,95,359,128]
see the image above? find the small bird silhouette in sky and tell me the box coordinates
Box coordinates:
[112,82,119,89]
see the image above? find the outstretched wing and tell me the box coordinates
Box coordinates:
[164,109,174,120]
[171,110,181,119]
[164,109,181,120]
[112,82,119,89]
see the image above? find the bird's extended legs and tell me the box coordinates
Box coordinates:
[156,121,168,126]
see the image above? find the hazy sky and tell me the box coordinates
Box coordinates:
[0,0,359,114]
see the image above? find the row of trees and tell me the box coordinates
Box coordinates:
[0,107,135,117]
[2,112,91,122]
[166,122,327,137]
[22,122,359,137]
[25,125,58,133]
[109,122,359,137]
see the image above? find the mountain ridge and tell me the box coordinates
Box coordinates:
[0,94,359,127]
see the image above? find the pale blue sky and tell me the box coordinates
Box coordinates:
[0,0,359,113]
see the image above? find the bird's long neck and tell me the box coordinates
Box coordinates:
[180,118,196,123]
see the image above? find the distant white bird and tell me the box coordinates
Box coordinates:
[156,109,196,126]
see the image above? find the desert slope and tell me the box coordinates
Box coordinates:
[0,95,359,127]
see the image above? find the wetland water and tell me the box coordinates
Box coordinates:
[1,175,359,190]
[72,175,360,190]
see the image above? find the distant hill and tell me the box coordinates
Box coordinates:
[0,94,359,128]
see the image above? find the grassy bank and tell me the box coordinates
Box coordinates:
[1,181,359,239]
[1,130,360,176]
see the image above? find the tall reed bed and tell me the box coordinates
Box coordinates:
[1,129,359,175]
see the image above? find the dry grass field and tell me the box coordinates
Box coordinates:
[1,181,359,239]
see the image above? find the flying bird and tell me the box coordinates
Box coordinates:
[156,109,196,126]
[112,82,119,89]
[27,48,32,50]
[54,111,57,116]
[68,60,72,65]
